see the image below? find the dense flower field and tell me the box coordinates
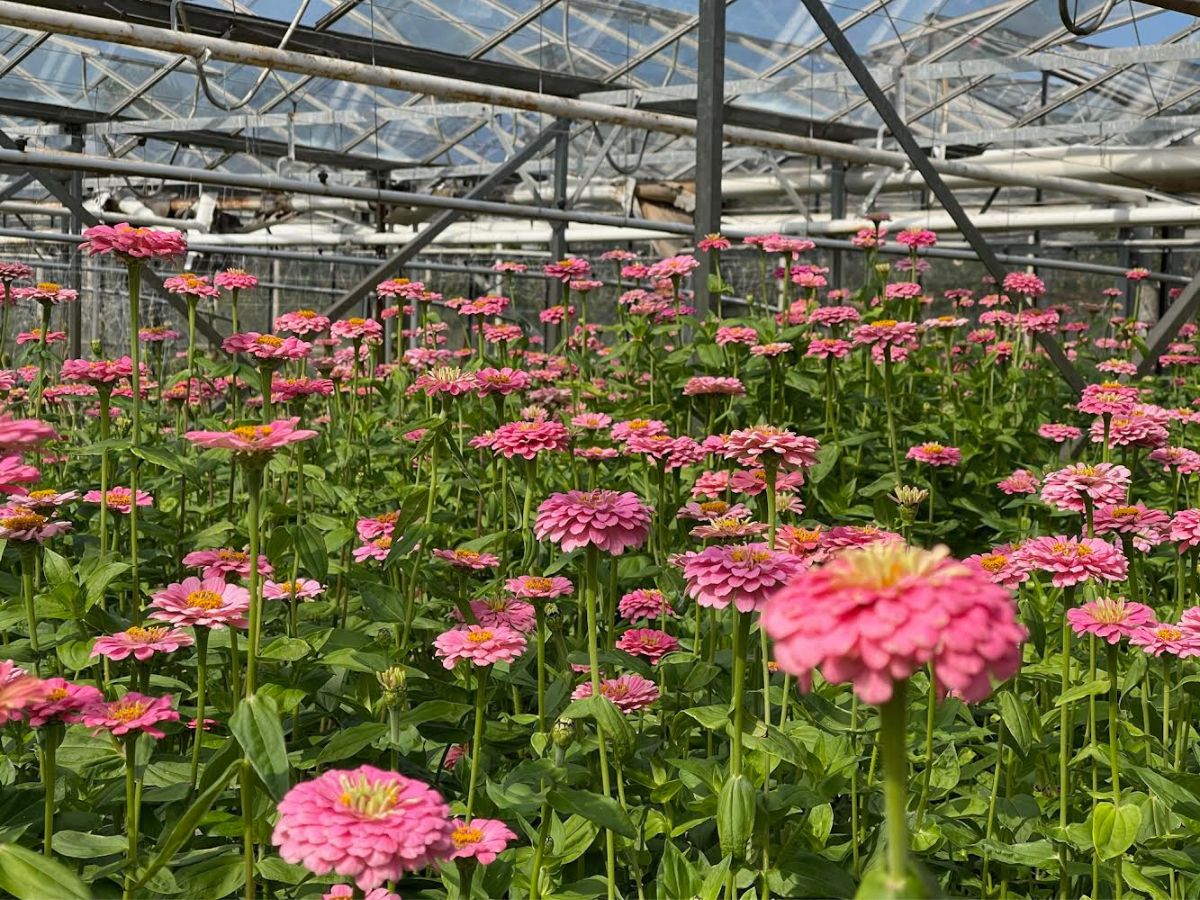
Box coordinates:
[0,220,1192,899]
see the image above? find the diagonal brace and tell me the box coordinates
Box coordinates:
[321,119,570,322]
[798,0,1085,393]
[1136,271,1200,376]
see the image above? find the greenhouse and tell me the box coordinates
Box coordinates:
[0,0,1199,897]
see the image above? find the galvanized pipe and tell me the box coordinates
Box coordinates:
[0,1,1150,205]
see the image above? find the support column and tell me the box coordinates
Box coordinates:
[829,162,846,292]
[67,130,84,359]
[693,0,725,319]
[547,125,569,348]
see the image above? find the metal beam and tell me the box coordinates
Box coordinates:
[1137,271,1200,376]
[694,0,725,319]
[797,0,1084,393]
[320,120,569,321]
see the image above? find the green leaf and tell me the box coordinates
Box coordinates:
[997,691,1032,754]
[682,704,730,731]
[259,636,311,661]
[358,581,407,623]
[82,562,129,608]
[132,757,240,891]
[41,549,72,588]
[717,774,755,860]
[0,843,91,899]
[698,855,732,900]
[1092,802,1141,861]
[132,445,185,474]
[229,694,290,802]
[315,722,389,766]
[51,831,126,858]
[545,787,636,839]
[658,840,700,900]
[1054,678,1110,707]
[293,524,329,581]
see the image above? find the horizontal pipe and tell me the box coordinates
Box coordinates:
[0,2,1149,205]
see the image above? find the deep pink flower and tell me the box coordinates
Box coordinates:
[680,542,804,613]
[1095,503,1169,552]
[163,273,220,299]
[0,661,48,726]
[0,507,71,542]
[82,692,180,738]
[433,548,500,571]
[182,548,274,580]
[475,367,531,397]
[683,376,745,397]
[0,415,56,452]
[615,628,680,663]
[331,317,384,342]
[25,678,102,728]
[1014,536,1128,587]
[1068,597,1155,644]
[723,426,819,470]
[214,268,258,291]
[272,765,454,890]
[906,442,961,467]
[570,673,659,713]
[92,625,194,661]
[275,309,331,335]
[0,455,39,495]
[998,470,1039,495]
[1129,623,1200,658]
[819,524,904,551]
[353,537,393,564]
[648,255,700,280]
[263,579,325,601]
[763,544,1025,705]
[715,326,759,347]
[1038,423,1082,443]
[83,486,152,514]
[895,228,937,249]
[61,357,134,386]
[186,418,318,456]
[149,576,250,629]
[223,332,312,361]
[1002,272,1046,298]
[806,338,852,360]
[434,625,527,668]
[697,234,731,252]
[505,575,573,599]
[964,545,1029,590]
[456,598,537,633]
[489,420,570,460]
[448,818,516,865]
[81,223,187,261]
[618,588,674,621]
[534,490,652,555]
[543,258,591,282]
[1040,463,1131,513]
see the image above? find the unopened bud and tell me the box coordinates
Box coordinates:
[375,666,407,710]
[544,603,562,631]
[874,262,891,276]
[551,717,576,748]
[89,339,103,358]
[889,484,928,526]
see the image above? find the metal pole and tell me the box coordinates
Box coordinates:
[67,131,83,359]
[547,126,570,346]
[693,0,725,319]
[0,1,1149,205]
[798,0,1084,391]
[829,162,847,290]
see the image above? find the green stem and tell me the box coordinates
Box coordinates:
[914,667,937,830]
[879,680,911,895]
[41,724,60,856]
[584,546,616,900]
[1107,643,1123,900]
[21,549,39,673]
[730,610,751,776]
[189,628,210,790]
[242,759,255,900]
[122,739,139,899]
[33,302,51,416]
[466,667,489,821]
[882,351,902,484]
[244,465,264,697]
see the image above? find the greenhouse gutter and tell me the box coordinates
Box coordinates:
[0,2,1150,207]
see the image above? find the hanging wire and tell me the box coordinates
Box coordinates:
[1058,0,1119,36]
[172,0,313,112]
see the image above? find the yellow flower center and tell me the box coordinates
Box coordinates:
[337,774,400,818]
[1100,381,1124,390]
[36,282,59,292]
[1111,506,1139,519]
[28,489,57,500]
[921,442,945,453]
[218,550,248,562]
[376,512,399,524]
[232,425,272,442]
[1076,466,1099,477]
[456,550,480,560]
[374,536,392,549]
[467,630,494,643]
[110,700,148,723]
[107,489,131,504]
[297,309,317,318]
[980,554,1008,573]
[452,825,483,848]
[524,577,553,592]
[348,317,366,326]
[827,544,948,592]
[628,419,650,431]
[729,547,772,564]
[255,335,284,347]
[485,598,509,612]
[1157,626,1182,641]
[876,319,898,327]
[1090,598,1130,624]
[126,625,169,642]
[186,590,223,610]
[49,687,67,701]
[1,512,45,530]
[700,501,730,515]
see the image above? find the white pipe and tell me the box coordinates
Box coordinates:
[0,199,193,229]
[0,1,1150,206]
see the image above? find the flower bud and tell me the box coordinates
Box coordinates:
[551,717,576,748]
[375,666,407,710]
[544,603,562,631]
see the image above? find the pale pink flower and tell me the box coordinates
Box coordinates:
[895,228,937,249]
[610,419,667,442]
[998,470,1039,495]
[570,412,612,430]
[1068,597,1155,644]
[1040,463,1131,513]
[148,577,250,629]
[680,543,804,612]
[433,548,499,571]
[964,545,1029,590]
[475,367,531,397]
[723,426,819,470]
[456,598,537,633]
[81,223,187,261]
[275,309,331,335]
[83,486,152,514]
[505,575,573,599]
[263,579,325,601]
[820,524,903,551]
[534,490,652,555]
[185,417,317,456]
[163,272,220,299]
[1170,509,1200,550]
[615,628,680,663]
[409,366,476,398]
[0,415,56,452]
[25,678,102,728]
[448,818,516,865]
[0,661,48,726]
[683,376,745,397]
[677,499,751,521]
[570,673,659,713]
[271,765,453,890]
[434,625,527,668]
[222,332,312,361]
[906,442,961,467]
[0,507,71,542]
[92,625,193,661]
[763,543,1025,705]
[182,548,274,580]
[489,419,570,460]
[331,317,384,342]
[82,692,179,738]
[543,258,591,282]
[1014,536,1128,587]
[353,537,393,564]
[1129,623,1200,658]
[1039,423,1082,443]
[1095,503,1169,552]
[214,268,259,291]
[806,338,852,360]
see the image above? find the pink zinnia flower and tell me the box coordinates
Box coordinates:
[214,268,258,291]
[895,228,937,249]
[1067,597,1155,644]
[353,537,393,564]
[92,625,194,661]
[223,332,312,361]
[0,455,39,495]
[570,412,612,430]
[81,223,187,261]
[148,576,250,629]
[0,507,71,542]
[1038,423,1082,443]
[615,628,680,663]
[434,625,527,668]
[356,512,399,541]
[324,886,399,900]
[610,419,667,442]
[715,326,759,347]
[489,420,570,460]
[543,258,591,282]
[763,544,1025,705]
[697,234,731,252]
[433,548,500,571]
[182,548,274,580]
[998,470,1039,495]
[505,575,573,599]
[906,442,961,466]
[263,579,325,602]
[409,366,477,398]
[331,317,384,342]
[475,367,531,397]
[1002,272,1046,298]
[677,499,751,521]
[163,272,220,299]
[619,588,674,621]
[456,598,537,633]
[680,543,804,612]
[82,692,180,738]
[964,545,1028,590]
[570,673,659,713]
[83,486,152,514]
[691,516,769,541]
[723,426,819,470]
[806,338,852,359]
[1095,503,1169,552]
[1170,509,1200,550]
[275,309,331,335]
[0,661,48,726]
[1040,463,1131,513]
[186,418,317,456]
[534,490,652,555]
[1150,447,1200,473]
[1014,536,1128,587]
[25,677,102,728]
[1129,623,1200,658]
[271,765,454,890]
[0,415,56,452]
[683,376,746,397]
[448,818,516,865]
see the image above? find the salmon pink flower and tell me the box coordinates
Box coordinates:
[505,575,573,599]
[1129,623,1200,658]
[185,418,317,456]
[489,419,570,460]
[455,597,536,633]
[61,357,134,386]
[149,577,250,629]
[0,661,48,726]
[214,268,258,291]
[92,625,194,661]
[0,507,71,542]
[683,376,745,397]
[409,366,476,398]
[610,419,667,442]
[543,258,591,281]
[715,326,758,347]
[263,579,325,601]
[25,678,102,728]
[272,765,454,890]
[906,442,961,466]
[223,332,312,361]
[83,692,180,738]
[619,588,674,621]
[723,426,819,470]
[570,673,659,713]
[434,625,527,668]
[1068,597,1155,644]
[1040,463,1130,513]
[570,412,611,430]
[964,545,1028,589]
[535,490,652,555]
[615,628,679,663]
[275,309,331,335]
[448,818,516,865]
[81,223,187,261]
[1014,535,1127,587]
[182,548,274,579]
[331,317,384,342]
[680,542,804,612]
[84,486,152,514]
[763,543,1025,704]
[433,548,499,570]
[998,470,1039,494]
[163,272,220,299]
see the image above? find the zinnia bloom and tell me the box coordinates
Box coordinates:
[1014,535,1128,587]
[998,470,1039,495]
[489,420,571,460]
[82,692,180,738]
[271,765,454,890]
[81,223,187,261]
[1067,597,1155,644]
[92,625,194,661]
[84,486,152,514]
[1171,509,1200,550]
[24,677,102,728]
[433,548,500,570]
[505,575,573,599]
[535,490,652,555]
[570,673,659,713]
[433,625,527,668]
[0,661,48,726]
[723,426,819,470]
[456,598,537,633]
[680,542,804,612]
[763,543,1026,704]
[148,577,250,629]
[185,418,317,456]
[263,579,325,601]
[618,588,674,621]
[1094,503,1169,552]
[0,507,71,542]
[1040,463,1131,513]
[906,442,961,466]
[615,628,680,663]
[1129,623,1200,658]
[448,818,516,865]
[182,548,274,579]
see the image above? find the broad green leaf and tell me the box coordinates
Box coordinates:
[1092,802,1141,861]
[716,774,755,860]
[0,843,91,899]
[314,722,389,766]
[229,694,290,801]
[1054,678,1110,707]
[42,549,72,588]
[545,787,636,839]
[293,524,329,581]
[997,691,1032,754]
[682,704,730,731]
[51,831,125,858]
